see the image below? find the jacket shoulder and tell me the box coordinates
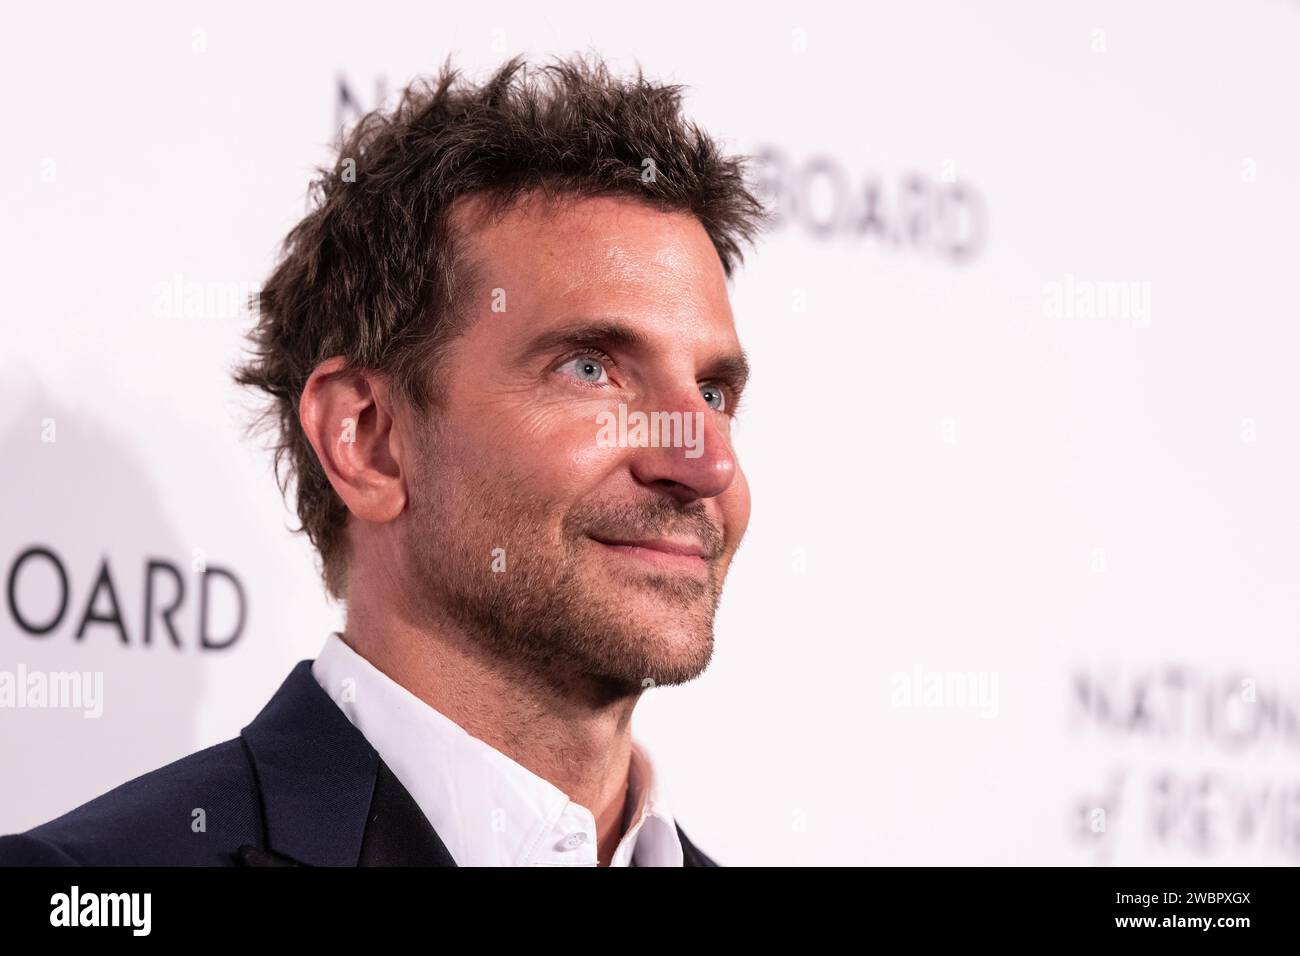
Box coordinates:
[0,737,261,866]
[0,833,81,865]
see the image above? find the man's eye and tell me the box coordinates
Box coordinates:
[558,355,610,385]
[701,384,726,412]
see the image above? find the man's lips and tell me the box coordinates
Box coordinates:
[587,534,712,571]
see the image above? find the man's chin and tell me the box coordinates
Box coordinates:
[572,563,720,680]
[591,605,716,687]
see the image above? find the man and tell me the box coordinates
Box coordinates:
[0,53,766,866]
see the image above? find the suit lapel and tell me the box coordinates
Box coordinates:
[358,760,457,865]
[236,762,459,867]
[239,660,383,866]
[234,844,302,866]
[237,660,716,867]
[676,822,720,867]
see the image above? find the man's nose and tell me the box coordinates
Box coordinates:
[624,396,738,503]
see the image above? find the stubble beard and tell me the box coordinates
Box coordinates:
[403,453,728,699]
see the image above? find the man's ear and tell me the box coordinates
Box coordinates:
[298,357,407,524]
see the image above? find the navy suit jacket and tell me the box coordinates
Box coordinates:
[0,660,719,867]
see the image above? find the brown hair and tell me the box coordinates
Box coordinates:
[234,52,769,602]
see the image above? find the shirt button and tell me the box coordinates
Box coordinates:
[556,832,589,851]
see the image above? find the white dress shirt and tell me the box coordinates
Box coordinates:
[310,631,684,867]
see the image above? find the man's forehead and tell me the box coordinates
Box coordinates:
[449,191,738,348]
[451,191,723,284]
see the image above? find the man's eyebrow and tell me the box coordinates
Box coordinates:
[516,322,651,363]
[702,351,750,395]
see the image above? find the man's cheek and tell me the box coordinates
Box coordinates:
[519,412,624,477]
[478,399,611,452]
[564,431,626,473]
[475,421,618,497]
[726,469,751,540]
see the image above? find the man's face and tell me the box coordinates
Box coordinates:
[399,193,751,695]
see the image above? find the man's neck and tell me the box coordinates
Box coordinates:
[338,611,639,863]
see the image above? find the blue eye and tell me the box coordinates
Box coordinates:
[560,355,609,385]
[701,384,725,411]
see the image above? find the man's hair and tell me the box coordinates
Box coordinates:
[234,52,769,602]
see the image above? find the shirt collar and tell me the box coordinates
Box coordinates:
[311,631,683,867]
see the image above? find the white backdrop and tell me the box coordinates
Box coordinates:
[2,0,1298,865]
